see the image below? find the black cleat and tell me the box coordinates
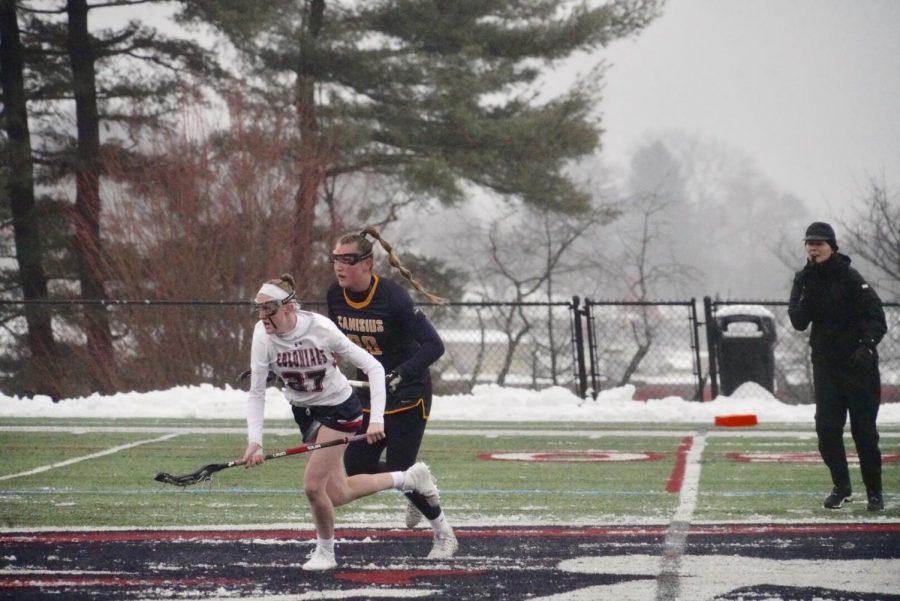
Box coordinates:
[866,492,884,512]
[823,487,852,509]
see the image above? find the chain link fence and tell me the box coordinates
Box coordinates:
[584,300,703,401]
[321,300,579,395]
[0,300,255,399]
[2,298,898,403]
[0,299,579,399]
[423,302,579,395]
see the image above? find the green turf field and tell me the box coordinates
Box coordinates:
[1,419,897,528]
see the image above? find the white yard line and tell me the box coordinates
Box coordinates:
[672,432,707,523]
[3,425,895,438]
[656,430,708,601]
[0,433,179,482]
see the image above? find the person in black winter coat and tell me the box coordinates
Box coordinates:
[788,221,887,512]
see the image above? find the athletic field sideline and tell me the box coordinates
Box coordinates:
[1,418,897,527]
[1,419,898,599]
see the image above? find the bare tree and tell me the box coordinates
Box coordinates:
[772,230,803,279]
[614,190,696,387]
[841,179,900,300]
[466,204,614,387]
[99,103,300,392]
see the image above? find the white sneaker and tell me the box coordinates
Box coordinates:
[402,462,440,507]
[302,547,337,571]
[427,528,458,559]
[405,498,423,528]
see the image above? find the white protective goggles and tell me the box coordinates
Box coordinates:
[251,290,296,317]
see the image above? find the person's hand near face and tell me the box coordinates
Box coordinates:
[805,239,833,264]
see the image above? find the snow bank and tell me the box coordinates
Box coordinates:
[3,381,899,423]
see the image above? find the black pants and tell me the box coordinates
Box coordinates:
[343,399,441,520]
[813,358,882,494]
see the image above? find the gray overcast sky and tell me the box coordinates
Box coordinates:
[595,0,900,222]
[93,0,899,225]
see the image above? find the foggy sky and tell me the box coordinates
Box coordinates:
[598,0,900,223]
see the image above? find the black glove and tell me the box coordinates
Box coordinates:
[385,369,403,393]
[235,369,281,387]
[794,260,815,286]
[850,346,876,371]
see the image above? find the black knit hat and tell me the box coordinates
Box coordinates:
[804,221,838,251]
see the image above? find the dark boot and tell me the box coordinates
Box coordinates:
[866,491,884,512]
[823,487,852,509]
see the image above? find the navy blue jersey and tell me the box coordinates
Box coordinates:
[326,275,444,405]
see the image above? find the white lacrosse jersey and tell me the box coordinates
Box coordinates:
[246,310,385,445]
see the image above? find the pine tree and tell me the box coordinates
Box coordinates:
[180,0,662,287]
[2,0,219,394]
[1,0,61,397]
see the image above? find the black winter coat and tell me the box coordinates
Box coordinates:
[788,253,887,363]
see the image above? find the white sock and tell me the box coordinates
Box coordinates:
[316,537,335,553]
[390,470,404,489]
[429,511,451,535]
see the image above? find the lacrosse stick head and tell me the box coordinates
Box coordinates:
[154,463,228,487]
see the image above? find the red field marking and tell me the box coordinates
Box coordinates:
[0,575,251,589]
[727,452,900,464]
[335,568,485,585]
[0,529,319,544]
[665,435,694,493]
[4,523,896,547]
[477,450,665,463]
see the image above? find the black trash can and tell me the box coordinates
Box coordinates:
[714,306,777,396]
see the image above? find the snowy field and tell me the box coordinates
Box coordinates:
[3,381,899,600]
[3,381,900,424]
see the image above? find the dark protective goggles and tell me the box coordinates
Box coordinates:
[329,251,372,265]
[251,291,296,316]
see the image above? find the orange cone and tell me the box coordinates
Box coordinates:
[715,414,758,427]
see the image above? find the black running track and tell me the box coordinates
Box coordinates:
[1,524,898,600]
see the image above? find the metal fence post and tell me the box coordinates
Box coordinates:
[689,298,704,401]
[584,298,599,399]
[703,296,719,399]
[570,295,589,399]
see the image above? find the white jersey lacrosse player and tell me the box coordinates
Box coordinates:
[239,275,440,572]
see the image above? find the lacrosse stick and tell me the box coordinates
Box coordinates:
[154,433,367,487]
[235,369,369,388]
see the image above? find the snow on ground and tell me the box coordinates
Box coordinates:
[2,381,900,423]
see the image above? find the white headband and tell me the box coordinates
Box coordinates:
[257,283,291,300]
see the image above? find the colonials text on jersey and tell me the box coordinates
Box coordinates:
[276,347,330,368]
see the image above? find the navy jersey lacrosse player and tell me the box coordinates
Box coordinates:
[327,227,457,559]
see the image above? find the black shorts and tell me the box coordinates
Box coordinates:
[291,392,364,443]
